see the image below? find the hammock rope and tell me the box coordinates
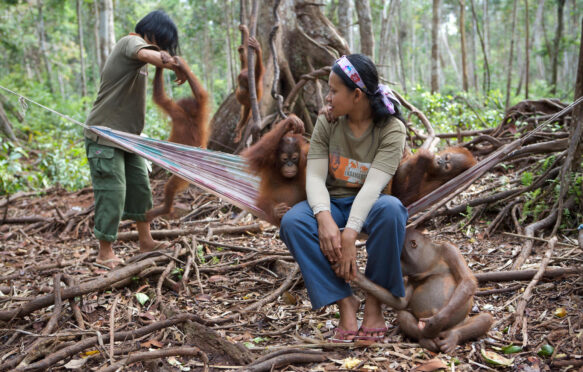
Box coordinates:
[1,84,582,224]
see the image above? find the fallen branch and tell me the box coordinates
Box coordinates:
[2,275,64,371]
[474,267,580,282]
[116,223,262,241]
[0,258,161,321]
[243,352,326,372]
[509,236,557,341]
[15,313,206,372]
[97,346,209,372]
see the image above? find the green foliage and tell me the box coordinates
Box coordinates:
[520,172,534,187]
[406,87,504,147]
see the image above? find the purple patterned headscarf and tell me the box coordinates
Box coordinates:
[335,55,398,115]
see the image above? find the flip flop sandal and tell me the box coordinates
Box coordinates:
[95,257,125,269]
[354,326,389,342]
[328,327,358,343]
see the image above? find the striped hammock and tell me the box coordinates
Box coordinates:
[88,126,268,221]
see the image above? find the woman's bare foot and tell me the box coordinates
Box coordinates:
[358,295,387,340]
[334,295,361,341]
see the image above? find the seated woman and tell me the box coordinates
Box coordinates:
[279,54,408,342]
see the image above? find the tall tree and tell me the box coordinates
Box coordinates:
[0,103,17,142]
[396,0,407,94]
[431,0,441,93]
[37,0,54,94]
[505,0,518,109]
[524,0,529,98]
[532,0,545,78]
[96,0,115,71]
[573,16,583,169]
[77,0,87,99]
[459,0,469,91]
[337,0,352,50]
[378,0,396,81]
[551,0,565,94]
[354,0,374,58]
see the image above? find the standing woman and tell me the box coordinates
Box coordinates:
[85,10,185,268]
[280,54,408,342]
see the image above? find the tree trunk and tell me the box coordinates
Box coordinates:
[573,16,583,171]
[551,0,565,94]
[337,0,352,50]
[532,0,545,79]
[0,103,17,142]
[505,0,518,109]
[97,0,115,71]
[224,2,236,92]
[354,0,374,59]
[459,0,469,91]
[472,0,491,93]
[524,0,529,98]
[441,27,460,87]
[396,0,407,94]
[470,14,478,90]
[431,0,441,93]
[93,0,101,80]
[76,0,87,99]
[208,0,349,153]
[37,1,54,94]
[378,0,395,81]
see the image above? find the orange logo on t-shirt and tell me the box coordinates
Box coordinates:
[329,152,370,187]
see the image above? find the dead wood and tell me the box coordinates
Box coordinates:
[551,359,583,368]
[15,313,207,372]
[391,90,436,150]
[243,352,326,371]
[445,166,561,216]
[474,267,580,282]
[212,263,300,325]
[116,223,261,241]
[0,216,53,224]
[512,197,575,270]
[97,346,209,372]
[509,237,557,341]
[183,320,253,365]
[0,258,162,321]
[1,274,64,371]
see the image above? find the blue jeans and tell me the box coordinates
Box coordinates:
[280,195,407,309]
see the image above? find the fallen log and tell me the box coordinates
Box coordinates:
[0,258,162,321]
[14,313,207,372]
[116,223,262,241]
[97,347,209,372]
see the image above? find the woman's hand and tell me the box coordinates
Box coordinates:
[316,211,341,263]
[334,228,358,282]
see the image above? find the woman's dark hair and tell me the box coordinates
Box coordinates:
[135,10,180,56]
[331,53,404,126]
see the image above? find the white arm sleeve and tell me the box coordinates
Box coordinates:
[345,168,392,232]
[306,158,331,215]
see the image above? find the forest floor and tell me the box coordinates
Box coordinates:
[0,175,581,372]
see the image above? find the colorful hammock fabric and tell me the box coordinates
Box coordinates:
[88,126,268,221]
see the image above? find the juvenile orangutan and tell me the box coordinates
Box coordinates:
[391,147,477,206]
[241,114,307,225]
[145,56,210,221]
[397,228,493,353]
[353,228,492,352]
